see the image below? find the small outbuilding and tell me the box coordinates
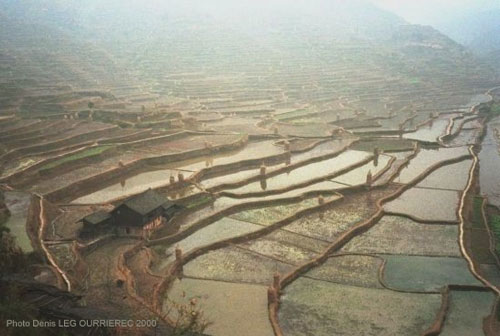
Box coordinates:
[80,210,112,239]
[82,210,112,227]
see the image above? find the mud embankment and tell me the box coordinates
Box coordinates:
[0,125,118,163]
[150,195,345,311]
[267,150,473,336]
[0,120,66,144]
[43,134,248,203]
[116,241,176,327]
[218,155,374,199]
[148,146,418,320]
[27,195,71,291]
[1,129,159,185]
[147,152,375,247]
[192,138,358,193]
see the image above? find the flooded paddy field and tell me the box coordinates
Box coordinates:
[155,218,263,268]
[440,291,496,336]
[416,160,473,191]
[382,255,481,291]
[223,150,372,195]
[72,168,188,204]
[306,255,384,289]
[448,128,482,147]
[279,278,442,336]
[384,187,460,222]
[403,118,449,143]
[394,147,470,184]
[331,154,391,186]
[182,246,294,285]
[343,216,462,256]
[283,188,393,242]
[165,278,274,336]
[231,197,328,226]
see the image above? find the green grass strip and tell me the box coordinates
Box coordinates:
[40,145,113,171]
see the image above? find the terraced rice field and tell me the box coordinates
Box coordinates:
[1,2,500,335]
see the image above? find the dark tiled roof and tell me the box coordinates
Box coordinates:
[163,203,184,215]
[116,188,174,216]
[82,210,111,225]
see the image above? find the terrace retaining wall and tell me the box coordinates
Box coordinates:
[146,150,417,314]
[218,155,374,199]
[1,129,162,185]
[0,125,118,162]
[195,138,358,192]
[0,120,66,143]
[267,150,474,336]
[146,150,376,247]
[38,146,119,178]
[43,134,248,202]
[150,194,345,311]
[116,241,177,327]
[99,137,355,208]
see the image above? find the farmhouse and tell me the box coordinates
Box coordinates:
[79,189,182,239]
[111,188,182,235]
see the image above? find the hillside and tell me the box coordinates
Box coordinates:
[0,0,497,114]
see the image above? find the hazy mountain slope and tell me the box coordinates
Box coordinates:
[0,2,138,91]
[0,0,497,97]
[419,9,500,68]
[437,10,500,51]
[450,10,500,68]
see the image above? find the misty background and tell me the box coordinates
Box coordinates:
[0,0,498,91]
[2,0,498,54]
[373,0,500,57]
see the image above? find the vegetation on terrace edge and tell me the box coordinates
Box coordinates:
[482,104,500,259]
[185,195,214,210]
[489,214,500,259]
[39,145,114,172]
[483,103,500,119]
[491,103,500,117]
[472,196,485,227]
[353,138,415,152]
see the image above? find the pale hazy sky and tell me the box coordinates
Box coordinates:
[371,0,500,25]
